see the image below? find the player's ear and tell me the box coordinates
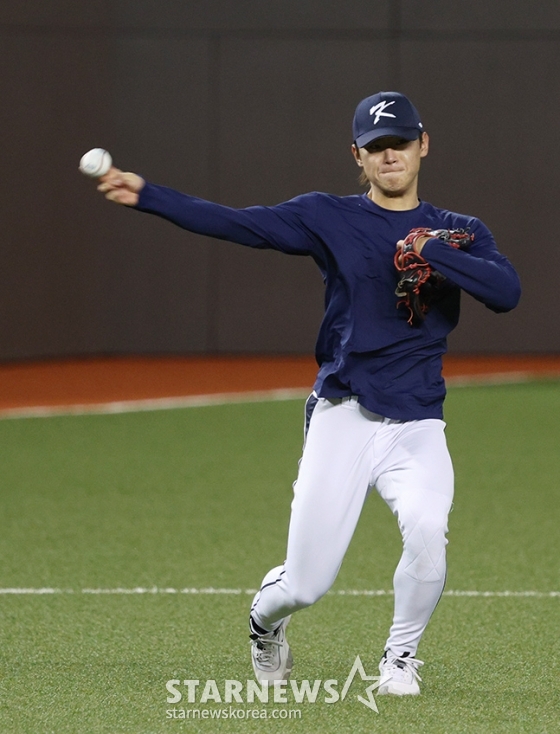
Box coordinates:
[419,132,429,158]
[351,144,363,166]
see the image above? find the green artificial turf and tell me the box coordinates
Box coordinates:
[0,381,559,733]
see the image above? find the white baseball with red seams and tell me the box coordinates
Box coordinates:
[79,148,112,178]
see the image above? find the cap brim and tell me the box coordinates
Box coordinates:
[355,127,420,148]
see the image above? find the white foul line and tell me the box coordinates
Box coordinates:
[0,389,310,421]
[0,372,557,421]
[0,587,558,598]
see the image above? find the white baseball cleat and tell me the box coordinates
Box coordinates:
[250,616,293,684]
[377,650,424,695]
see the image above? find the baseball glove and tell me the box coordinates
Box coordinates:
[394,227,474,326]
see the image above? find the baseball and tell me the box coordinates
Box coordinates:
[79,148,112,178]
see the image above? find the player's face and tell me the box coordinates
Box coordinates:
[353,134,429,199]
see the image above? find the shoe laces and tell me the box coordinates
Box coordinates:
[250,634,282,668]
[382,653,424,683]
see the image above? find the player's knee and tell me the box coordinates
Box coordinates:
[404,516,449,550]
[288,580,331,609]
[401,516,449,582]
[401,504,449,542]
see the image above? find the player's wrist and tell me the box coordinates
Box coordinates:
[414,235,432,255]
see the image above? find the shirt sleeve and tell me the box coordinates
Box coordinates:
[421,218,521,312]
[134,183,320,256]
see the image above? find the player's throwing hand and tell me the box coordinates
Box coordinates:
[97,169,145,207]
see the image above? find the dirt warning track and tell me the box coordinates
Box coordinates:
[0,354,558,413]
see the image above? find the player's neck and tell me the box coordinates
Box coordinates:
[367,186,420,211]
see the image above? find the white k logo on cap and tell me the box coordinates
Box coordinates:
[369,100,396,125]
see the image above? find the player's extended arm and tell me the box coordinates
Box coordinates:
[97,168,145,206]
[107,180,319,256]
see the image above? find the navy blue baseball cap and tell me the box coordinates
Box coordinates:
[353,91,423,148]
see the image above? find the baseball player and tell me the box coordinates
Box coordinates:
[96,91,520,695]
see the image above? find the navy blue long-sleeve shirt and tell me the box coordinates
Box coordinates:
[135,184,521,420]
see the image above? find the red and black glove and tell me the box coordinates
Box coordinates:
[394,228,474,326]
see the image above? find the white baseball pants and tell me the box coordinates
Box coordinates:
[250,395,454,656]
